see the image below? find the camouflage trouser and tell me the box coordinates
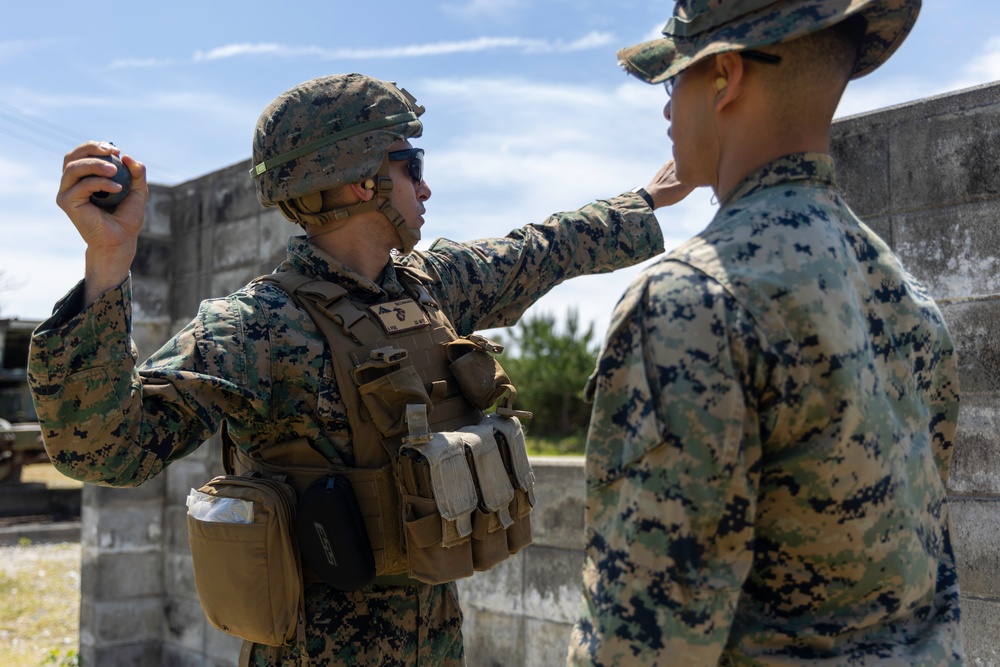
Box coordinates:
[249,580,465,666]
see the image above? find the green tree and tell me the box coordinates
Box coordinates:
[497,308,599,441]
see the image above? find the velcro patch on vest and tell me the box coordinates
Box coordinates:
[368,298,430,334]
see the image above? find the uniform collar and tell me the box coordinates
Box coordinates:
[282,236,406,301]
[720,152,838,208]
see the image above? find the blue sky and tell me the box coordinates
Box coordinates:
[1,0,998,342]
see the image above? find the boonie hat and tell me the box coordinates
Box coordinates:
[617,0,920,84]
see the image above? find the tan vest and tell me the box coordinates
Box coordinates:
[227,267,535,585]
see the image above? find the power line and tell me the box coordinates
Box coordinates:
[0,101,184,182]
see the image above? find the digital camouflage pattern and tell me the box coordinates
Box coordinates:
[569,154,964,666]
[251,73,424,206]
[28,191,663,666]
[249,581,464,666]
[616,0,920,84]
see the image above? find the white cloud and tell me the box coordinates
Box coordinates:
[951,35,1000,90]
[410,76,715,335]
[109,33,616,69]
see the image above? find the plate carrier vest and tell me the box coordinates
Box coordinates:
[224,265,536,586]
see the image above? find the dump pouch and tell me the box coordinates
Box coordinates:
[186,473,305,648]
[296,474,375,591]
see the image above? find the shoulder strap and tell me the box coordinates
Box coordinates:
[259,271,391,469]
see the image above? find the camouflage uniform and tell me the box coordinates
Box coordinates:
[569,154,964,666]
[28,193,663,665]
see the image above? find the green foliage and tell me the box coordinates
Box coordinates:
[41,649,79,666]
[525,434,586,456]
[497,309,598,442]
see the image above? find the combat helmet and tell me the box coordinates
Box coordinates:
[250,73,425,252]
[617,0,920,85]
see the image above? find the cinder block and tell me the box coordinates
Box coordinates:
[525,616,574,667]
[162,644,218,667]
[164,551,197,601]
[213,218,261,271]
[950,498,1000,599]
[163,595,207,650]
[889,105,1000,212]
[167,457,217,505]
[78,641,163,667]
[457,550,525,615]
[523,546,584,624]
[170,275,212,325]
[171,225,214,283]
[831,121,891,219]
[530,457,585,550]
[133,236,173,282]
[164,504,192,553]
[261,210,299,259]
[205,621,243,665]
[939,299,1000,396]
[145,186,174,237]
[893,201,1000,300]
[959,596,1000,666]
[211,266,268,302]
[82,550,163,599]
[462,605,525,667]
[85,474,166,506]
[950,393,1000,495]
[86,504,164,553]
[91,598,165,643]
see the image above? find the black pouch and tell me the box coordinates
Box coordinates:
[296,474,375,592]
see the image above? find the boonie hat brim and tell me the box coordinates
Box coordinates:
[618,0,920,84]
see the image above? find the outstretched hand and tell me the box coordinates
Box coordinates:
[56,141,148,306]
[644,160,695,209]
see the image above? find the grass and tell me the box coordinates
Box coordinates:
[524,434,586,456]
[0,542,80,666]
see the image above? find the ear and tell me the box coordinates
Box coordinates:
[347,181,375,202]
[713,51,745,113]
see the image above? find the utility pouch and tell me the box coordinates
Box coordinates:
[355,348,432,437]
[447,335,515,410]
[186,474,305,648]
[296,474,375,592]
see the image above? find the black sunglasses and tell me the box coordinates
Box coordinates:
[388,148,424,184]
[663,50,783,97]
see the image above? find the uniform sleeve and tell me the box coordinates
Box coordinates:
[404,191,664,335]
[28,277,271,487]
[570,261,767,666]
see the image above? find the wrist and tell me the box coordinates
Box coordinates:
[630,186,655,209]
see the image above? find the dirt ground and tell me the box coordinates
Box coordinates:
[0,463,81,666]
[0,541,80,666]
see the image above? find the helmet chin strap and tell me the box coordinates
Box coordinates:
[284,155,418,254]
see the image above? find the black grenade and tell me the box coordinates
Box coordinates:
[89,154,132,209]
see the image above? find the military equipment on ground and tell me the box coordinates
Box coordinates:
[0,319,46,483]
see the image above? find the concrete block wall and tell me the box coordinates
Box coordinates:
[74,81,1000,666]
[829,81,1000,666]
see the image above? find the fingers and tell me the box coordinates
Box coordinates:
[57,142,146,215]
[646,160,696,209]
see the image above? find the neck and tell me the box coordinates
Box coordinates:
[714,112,831,201]
[308,214,396,282]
